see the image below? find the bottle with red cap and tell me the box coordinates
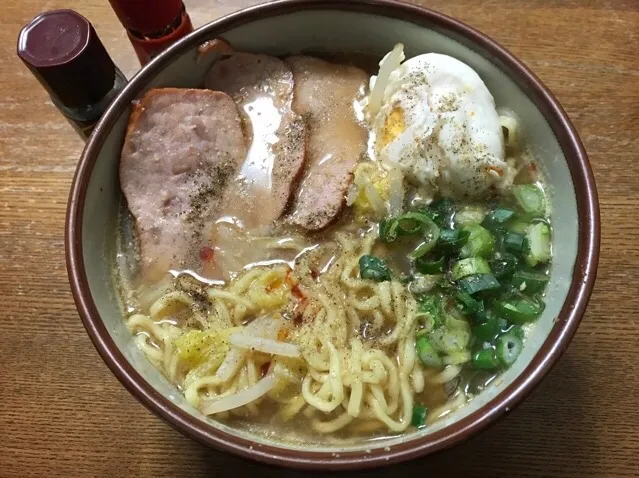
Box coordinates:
[17,10,127,140]
[108,0,194,65]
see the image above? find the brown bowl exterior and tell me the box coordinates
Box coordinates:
[65,0,600,469]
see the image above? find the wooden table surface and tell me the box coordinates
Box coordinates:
[1,0,637,476]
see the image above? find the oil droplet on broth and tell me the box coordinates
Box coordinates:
[203,95,289,280]
[240,96,281,190]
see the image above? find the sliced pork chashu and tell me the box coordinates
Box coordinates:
[119,88,247,282]
[205,53,306,226]
[285,56,368,230]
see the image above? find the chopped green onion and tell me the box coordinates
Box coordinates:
[417,296,444,328]
[444,313,471,332]
[416,337,443,368]
[379,211,440,245]
[495,333,523,368]
[526,222,551,266]
[506,219,529,234]
[443,350,472,365]
[473,317,501,342]
[429,327,470,353]
[482,207,515,230]
[411,404,428,428]
[415,256,445,274]
[455,205,487,226]
[493,294,545,324]
[454,290,482,315]
[451,257,491,281]
[395,212,433,234]
[358,255,391,282]
[378,219,398,243]
[427,198,455,228]
[461,224,495,258]
[513,184,546,216]
[511,269,549,293]
[472,349,500,369]
[436,228,470,253]
[458,273,501,295]
[415,313,436,335]
[411,228,441,258]
[379,212,440,258]
[471,301,490,324]
[504,231,526,254]
[490,253,519,279]
[506,324,525,340]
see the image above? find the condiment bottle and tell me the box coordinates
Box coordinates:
[108,0,194,66]
[17,10,127,141]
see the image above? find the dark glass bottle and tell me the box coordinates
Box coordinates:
[17,10,127,141]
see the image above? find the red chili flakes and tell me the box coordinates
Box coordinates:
[292,297,309,326]
[284,268,295,285]
[292,285,306,300]
[299,297,309,311]
[310,269,318,280]
[526,162,539,181]
[199,245,214,262]
[284,269,305,300]
[260,361,271,377]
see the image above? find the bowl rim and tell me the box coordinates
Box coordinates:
[65,0,600,469]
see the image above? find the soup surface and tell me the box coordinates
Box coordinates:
[115,43,552,445]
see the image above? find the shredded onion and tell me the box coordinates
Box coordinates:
[368,43,405,117]
[353,166,386,216]
[387,168,404,216]
[346,183,359,206]
[427,390,467,424]
[214,347,246,383]
[215,316,284,382]
[272,361,302,384]
[201,374,277,415]
[430,364,463,384]
[498,107,521,149]
[364,182,385,215]
[229,333,301,357]
[243,315,284,338]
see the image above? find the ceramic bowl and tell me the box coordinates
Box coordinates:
[66,0,599,469]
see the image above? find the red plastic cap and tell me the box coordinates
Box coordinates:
[108,0,183,34]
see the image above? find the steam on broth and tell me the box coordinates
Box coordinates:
[115,42,552,444]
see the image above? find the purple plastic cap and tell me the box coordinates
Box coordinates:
[17,9,116,108]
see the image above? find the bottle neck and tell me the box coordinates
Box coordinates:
[51,67,127,127]
[128,3,187,40]
[126,9,193,65]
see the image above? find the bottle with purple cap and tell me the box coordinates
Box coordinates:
[17,10,127,141]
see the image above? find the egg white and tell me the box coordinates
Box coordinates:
[369,47,511,198]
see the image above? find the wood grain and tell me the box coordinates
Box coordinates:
[1,0,637,476]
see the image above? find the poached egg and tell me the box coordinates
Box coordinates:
[365,44,512,199]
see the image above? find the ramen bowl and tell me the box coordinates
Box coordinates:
[65,0,599,469]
